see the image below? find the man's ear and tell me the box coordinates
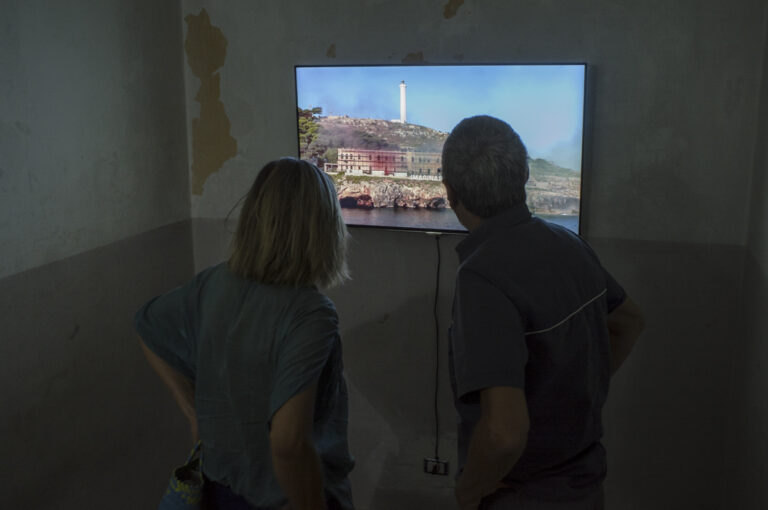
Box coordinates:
[443,182,458,208]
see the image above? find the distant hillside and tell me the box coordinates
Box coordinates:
[529,158,579,179]
[300,113,579,199]
[311,116,448,154]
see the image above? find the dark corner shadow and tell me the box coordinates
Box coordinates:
[717,250,768,505]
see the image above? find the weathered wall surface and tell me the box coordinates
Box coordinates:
[182,1,768,508]
[183,0,765,247]
[0,222,194,508]
[2,0,767,508]
[0,1,190,279]
[593,239,744,510]
[180,1,768,509]
[723,12,768,509]
[0,1,194,507]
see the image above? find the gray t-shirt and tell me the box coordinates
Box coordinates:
[135,263,354,509]
[449,204,625,502]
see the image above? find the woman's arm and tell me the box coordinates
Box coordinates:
[270,384,326,510]
[138,337,198,442]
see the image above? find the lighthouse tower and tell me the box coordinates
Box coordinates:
[399,80,407,123]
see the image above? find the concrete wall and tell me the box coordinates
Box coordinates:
[0,222,194,508]
[183,0,765,247]
[0,2,195,507]
[2,0,767,508]
[724,12,768,508]
[594,239,744,510]
[0,0,190,279]
[181,1,768,509]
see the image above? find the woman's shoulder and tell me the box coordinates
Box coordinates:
[201,263,337,316]
[290,286,337,317]
[194,262,229,284]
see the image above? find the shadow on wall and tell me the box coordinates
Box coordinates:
[339,293,457,510]
[722,250,768,508]
[0,222,195,509]
[592,238,747,510]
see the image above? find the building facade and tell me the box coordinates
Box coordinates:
[336,148,442,178]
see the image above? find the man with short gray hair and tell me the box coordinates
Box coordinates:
[442,115,644,510]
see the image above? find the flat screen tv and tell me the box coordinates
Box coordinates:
[295,64,586,234]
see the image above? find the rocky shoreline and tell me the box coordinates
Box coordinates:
[334,178,447,209]
[528,193,580,216]
[333,177,579,216]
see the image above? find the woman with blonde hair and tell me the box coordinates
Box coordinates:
[136,158,354,510]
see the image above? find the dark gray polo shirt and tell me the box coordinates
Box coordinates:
[449,203,625,502]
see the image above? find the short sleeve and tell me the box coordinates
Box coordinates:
[134,280,197,381]
[269,296,338,420]
[579,237,626,313]
[451,268,528,400]
[602,267,626,313]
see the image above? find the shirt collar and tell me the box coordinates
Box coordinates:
[455,203,532,262]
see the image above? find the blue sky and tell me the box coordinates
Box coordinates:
[296,64,585,171]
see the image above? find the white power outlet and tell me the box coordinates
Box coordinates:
[423,457,449,476]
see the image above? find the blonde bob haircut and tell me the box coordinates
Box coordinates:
[229,158,349,288]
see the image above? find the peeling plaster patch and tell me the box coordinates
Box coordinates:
[185,9,237,196]
[401,51,425,63]
[326,43,336,58]
[443,0,465,19]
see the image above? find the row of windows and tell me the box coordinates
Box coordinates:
[339,153,441,164]
[339,165,441,174]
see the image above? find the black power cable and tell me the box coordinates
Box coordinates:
[432,233,441,460]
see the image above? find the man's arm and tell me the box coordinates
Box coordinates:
[138,337,198,441]
[607,297,645,376]
[455,386,529,510]
[270,384,326,510]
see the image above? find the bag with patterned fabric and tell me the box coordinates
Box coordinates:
[158,441,204,510]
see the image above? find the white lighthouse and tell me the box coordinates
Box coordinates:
[399,80,407,123]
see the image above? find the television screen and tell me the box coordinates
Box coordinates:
[295,64,585,233]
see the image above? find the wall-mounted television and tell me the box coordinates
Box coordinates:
[295,64,586,234]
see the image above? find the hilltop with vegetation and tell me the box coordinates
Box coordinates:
[298,108,580,215]
[315,115,448,153]
[298,107,447,163]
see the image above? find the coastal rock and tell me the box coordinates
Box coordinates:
[528,193,580,215]
[336,178,447,209]
[339,194,373,209]
[334,176,575,214]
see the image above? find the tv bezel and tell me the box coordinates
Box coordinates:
[293,62,589,236]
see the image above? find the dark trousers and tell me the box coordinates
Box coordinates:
[203,480,344,510]
[479,485,604,510]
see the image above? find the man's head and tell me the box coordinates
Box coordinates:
[441,115,529,220]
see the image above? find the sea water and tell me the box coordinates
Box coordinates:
[342,208,579,234]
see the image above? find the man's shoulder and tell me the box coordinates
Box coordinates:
[461,217,586,272]
[458,218,608,308]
